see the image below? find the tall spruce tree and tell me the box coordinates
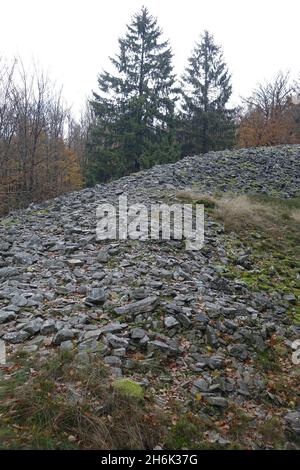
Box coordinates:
[87,7,179,184]
[181,31,236,156]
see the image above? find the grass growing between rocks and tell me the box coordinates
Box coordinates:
[177,190,300,323]
[0,350,250,450]
[177,190,300,238]
[1,189,299,450]
[0,350,164,450]
[0,346,298,449]
[0,217,20,228]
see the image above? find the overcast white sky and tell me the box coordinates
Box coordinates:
[1,0,299,116]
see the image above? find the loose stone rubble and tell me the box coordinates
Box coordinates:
[0,144,300,448]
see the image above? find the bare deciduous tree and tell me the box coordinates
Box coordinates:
[0,58,84,214]
[238,72,300,147]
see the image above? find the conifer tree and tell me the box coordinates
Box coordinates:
[87,7,179,184]
[181,31,236,156]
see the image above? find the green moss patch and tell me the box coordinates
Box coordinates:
[112,379,144,401]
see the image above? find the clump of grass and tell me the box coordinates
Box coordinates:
[214,195,280,234]
[258,417,285,448]
[292,209,300,223]
[293,307,300,325]
[255,348,282,373]
[177,190,300,239]
[176,191,217,208]
[164,414,205,450]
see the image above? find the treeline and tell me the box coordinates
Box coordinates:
[0,59,85,214]
[1,7,300,214]
[86,7,300,184]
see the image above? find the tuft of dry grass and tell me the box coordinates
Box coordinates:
[176,190,217,208]
[176,190,300,237]
[291,209,300,223]
[214,195,279,233]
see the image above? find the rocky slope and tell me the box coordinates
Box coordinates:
[0,144,300,449]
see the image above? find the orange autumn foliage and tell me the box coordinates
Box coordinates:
[238,105,300,148]
[0,133,83,215]
[238,73,300,148]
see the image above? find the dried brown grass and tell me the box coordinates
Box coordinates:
[176,190,288,235]
[291,209,300,223]
[214,195,279,233]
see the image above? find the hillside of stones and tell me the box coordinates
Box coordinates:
[0,144,300,449]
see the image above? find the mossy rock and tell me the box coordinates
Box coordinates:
[112,379,144,401]
[1,218,20,227]
[29,209,49,216]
